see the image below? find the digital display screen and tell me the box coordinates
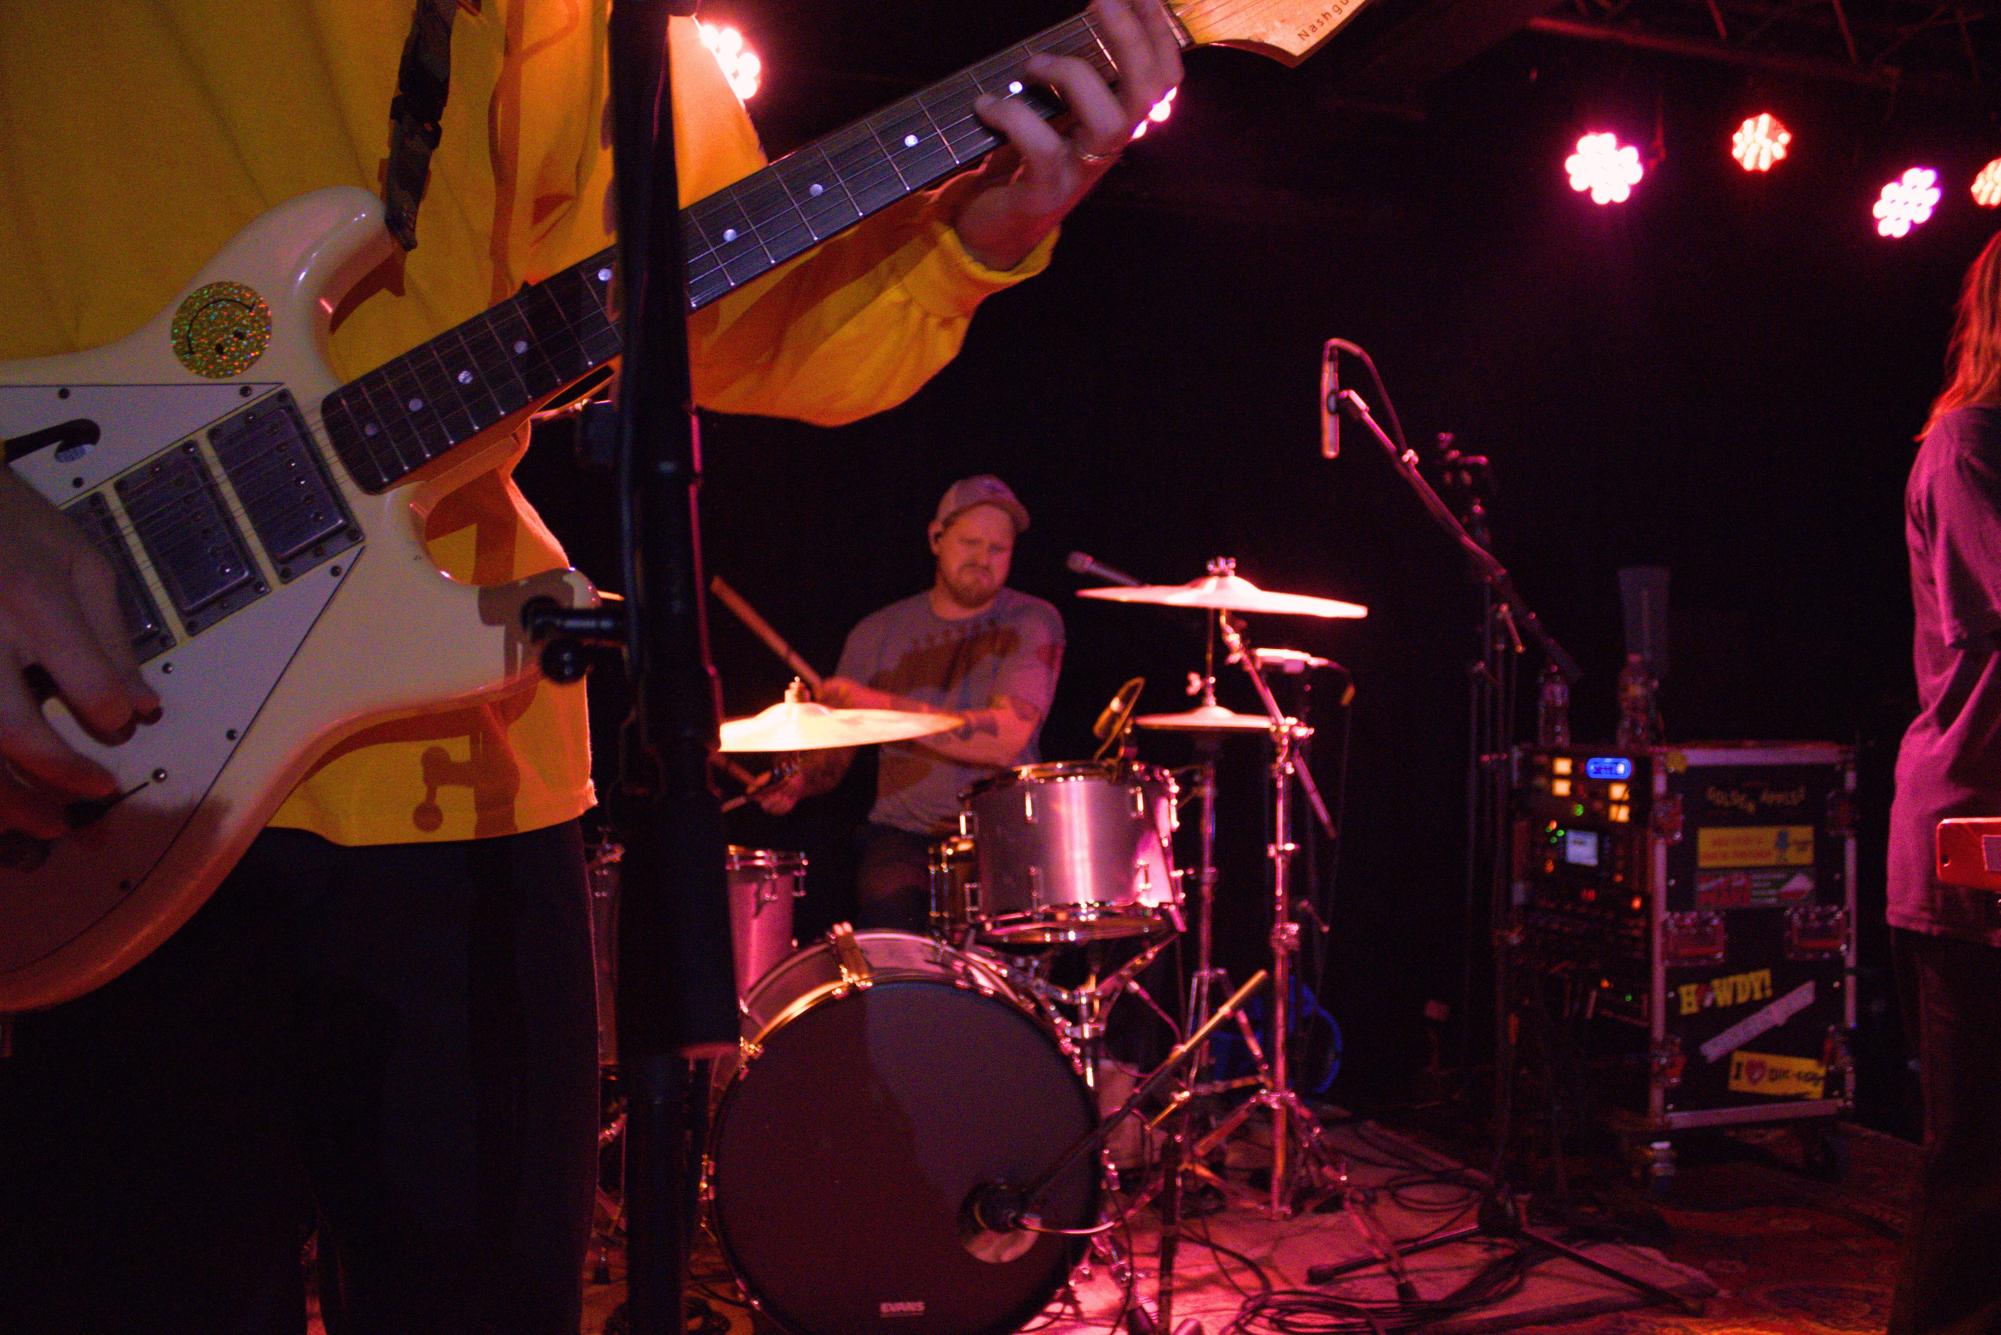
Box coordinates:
[1564,830,1601,867]
[1586,756,1633,780]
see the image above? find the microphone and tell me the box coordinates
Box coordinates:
[1092,676,1146,742]
[1320,341,1340,459]
[1066,550,1142,588]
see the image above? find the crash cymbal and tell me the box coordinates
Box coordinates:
[719,697,961,753]
[1133,703,1282,732]
[1076,558,1366,619]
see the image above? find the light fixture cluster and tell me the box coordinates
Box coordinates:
[1566,132,1645,205]
[1565,109,1997,240]
[699,21,762,102]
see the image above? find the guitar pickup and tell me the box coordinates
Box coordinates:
[208,391,359,580]
[115,441,264,635]
[64,491,175,662]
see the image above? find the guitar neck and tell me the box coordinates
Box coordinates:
[324,9,1135,495]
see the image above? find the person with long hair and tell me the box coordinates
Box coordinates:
[1888,228,2001,1335]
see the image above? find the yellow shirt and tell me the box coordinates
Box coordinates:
[0,2,1053,845]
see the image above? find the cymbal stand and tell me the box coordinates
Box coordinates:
[1183,730,1229,1088]
[1182,611,1345,1219]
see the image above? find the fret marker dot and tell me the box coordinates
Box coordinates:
[513,340,529,355]
[363,423,379,437]
[1008,81,1024,95]
[722,227,738,243]
[809,183,824,197]
[408,398,424,412]
[596,267,611,283]
[903,134,920,148]
[457,370,474,385]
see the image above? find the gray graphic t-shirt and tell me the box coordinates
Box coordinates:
[835,587,1064,835]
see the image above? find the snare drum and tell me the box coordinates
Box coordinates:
[708,929,1099,1333]
[958,761,1180,945]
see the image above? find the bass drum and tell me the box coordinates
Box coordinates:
[707,930,1100,1334]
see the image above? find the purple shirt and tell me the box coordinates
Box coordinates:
[835,587,1064,836]
[1890,405,2001,944]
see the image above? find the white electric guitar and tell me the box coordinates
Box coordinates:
[0,0,1367,1013]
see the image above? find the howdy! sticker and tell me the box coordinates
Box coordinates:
[1677,968,1774,1017]
[1728,1049,1826,1099]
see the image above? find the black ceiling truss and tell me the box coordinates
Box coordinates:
[1522,0,1998,106]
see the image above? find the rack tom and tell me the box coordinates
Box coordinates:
[956,761,1180,946]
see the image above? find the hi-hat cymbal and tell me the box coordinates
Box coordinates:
[719,698,961,753]
[1133,703,1282,732]
[1077,564,1366,619]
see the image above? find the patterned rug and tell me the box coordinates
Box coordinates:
[289,1106,1903,1333]
[566,1113,1914,1333]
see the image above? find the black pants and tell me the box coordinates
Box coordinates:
[0,822,597,1335]
[1891,927,2001,1335]
[855,823,936,932]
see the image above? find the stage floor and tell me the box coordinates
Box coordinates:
[574,1109,1911,1334]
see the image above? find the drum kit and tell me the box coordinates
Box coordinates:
[595,558,1370,1335]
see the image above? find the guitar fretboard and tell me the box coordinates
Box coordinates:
[325,10,1124,494]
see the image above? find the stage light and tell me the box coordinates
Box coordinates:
[699,21,762,101]
[1730,113,1791,172]
[1130,86,1178,141]
[1975,159,2001,208]
[1566,133,1644,205]
[1874,167,1941,237]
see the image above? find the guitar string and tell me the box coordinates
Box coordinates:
[91,20,1109,550]
[66,10,1203,623]
[77,26,1111,580]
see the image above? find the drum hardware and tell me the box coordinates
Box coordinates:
[964,970,1270,1331]
[995,935,1177,1097]
[1212,609,1345,1217]
[1084,557,1354,1218]
[1092,675,1147,760]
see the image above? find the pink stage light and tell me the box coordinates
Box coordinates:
[1874,168,1942,237]
[1131,87,1178,141]
[1975,159,2001,208]
[1566,133,1644,205]
[699,21,762,101]
[1730,113,1791,172]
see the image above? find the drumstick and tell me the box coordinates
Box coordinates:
[710,752,761,788]
[710,575,824,692]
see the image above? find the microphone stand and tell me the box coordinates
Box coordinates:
[1332,387,1577,1132]
[968,971,1270,1248]
[601,9,736,1334]
[1325,392,1694,1317]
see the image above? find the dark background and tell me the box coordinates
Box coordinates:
[521,0,2001,1136]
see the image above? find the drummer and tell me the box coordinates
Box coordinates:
[755,475,1064,929]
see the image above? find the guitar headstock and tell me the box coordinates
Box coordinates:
[1167,0,1373,68]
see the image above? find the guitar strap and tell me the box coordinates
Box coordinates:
[383,0,464,251]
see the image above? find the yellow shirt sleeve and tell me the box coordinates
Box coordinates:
[0,2,1056,847]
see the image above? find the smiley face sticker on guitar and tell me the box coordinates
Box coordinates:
[170,280,272,378]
